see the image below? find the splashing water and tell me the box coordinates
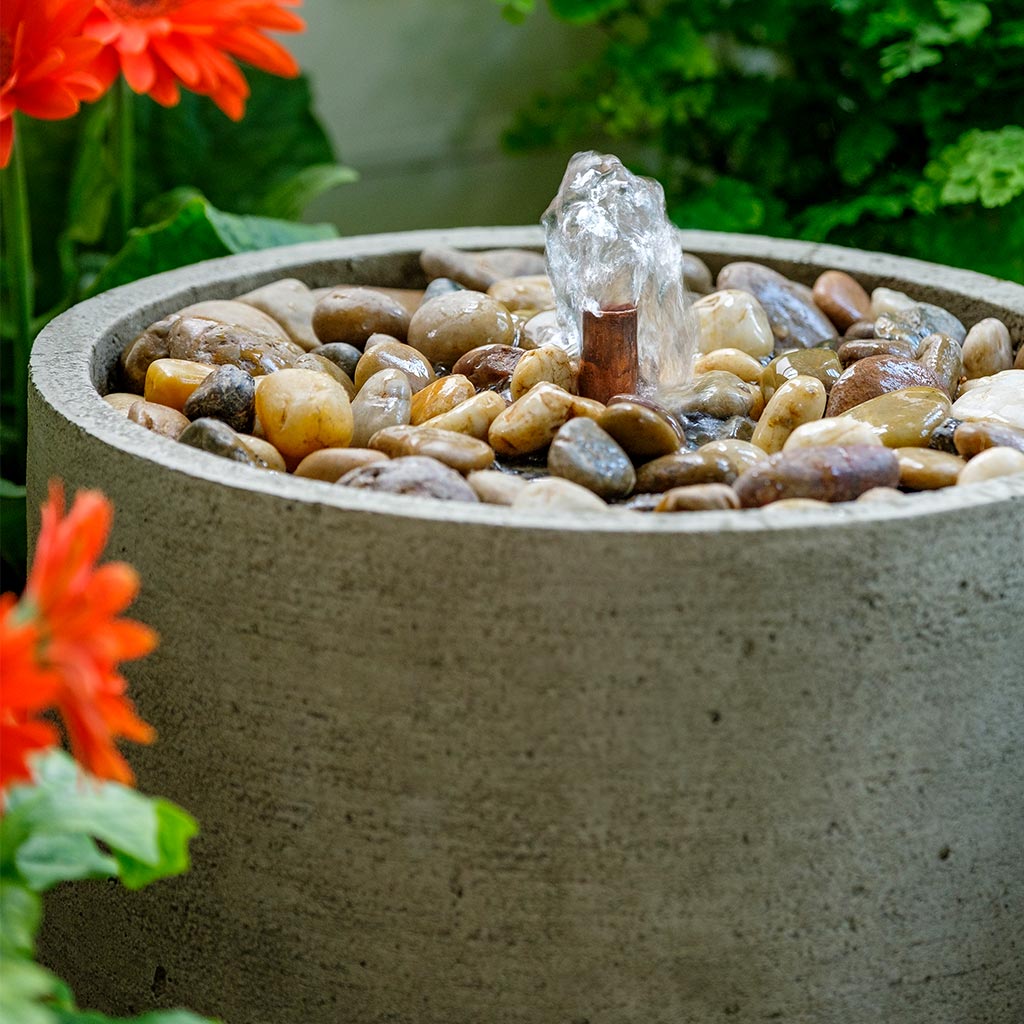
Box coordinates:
[542,151,696,395]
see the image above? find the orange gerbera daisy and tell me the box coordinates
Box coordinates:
[0,0,108,167]
[85,0,304,120]
[0,482,157,793]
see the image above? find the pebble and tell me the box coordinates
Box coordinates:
[677,413,756,448]
[510,344,576,400]
[488,382,576,456]
[176,299,293,342]
[293,352,356,396]
[570,395,605,421]
[716,262,837,350]
[925,417,961,454]
[845,386,951,447]
[338,455,479,502]
[353,339,436,394]
[349,369,413,448]
[410,374,476,425]
[895,448,966,490]
[683,253,714,294]
[954,419,1024,457]
[760,349,843,402]
[957,446,1024,485]
[733,445,900,506]
[783,416,883,451]
[127,400,190,439]
[812,270,871,331]
[917,333,963,398]
[487,275,555,311]
[144,358,215,410]
[635,448,740,493]
[660,371,763,420]
[962,319,1013,379]
[104,392,143,413]
[315,342,363,381]
[843,320,878,341]
[422,277,464,301]
[182,364,255,433]
[750,375,827,454]
[407,290,517,367]
[693,348,763,382]
[255,368,353,461]
[312,287,411,345]
[1017,343,1024,370]
[120,316,176,392]
[825,355,945,417]
[950,370,1024,430]
[837,337,917,366]
[870,287,916,318]
[369,425,494,473]
[519,310,561,350]
[466,469,527,505]
[511,477,608,513]
[654,483,740,512]
[294,447,388,483]
[874,302,966,351]
[598,399,682,461]
[451,344,524,391]
[697,439,767,478]
[764,498,832,511]
[423,391,507,439]
[547,418,636,499]
[166,316,304,375]
[237,435,286,471]
[179,418,259,466]
[857,487,907,503]
[420,246,547,290]
[237,278,319,350]
[692,289,775,358]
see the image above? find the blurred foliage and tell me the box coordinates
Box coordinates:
[496,0,1024,282]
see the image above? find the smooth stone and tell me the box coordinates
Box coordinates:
[677,413,756,448]
[420,246,546,290]
[312,287,411,345]
[176,299,292,343]
[716,262,837,350]
[764,498,832,510]
[682,252,713,294]
[547,418,636,500]
[410,375,476,425]
[692,289,774,358]
[369,425,495,474]
[424,391,507,440]
[349,369,413,448]
[917,333,963,398]
[784,416,884,452]
[875,303,966,351]
[466,469,527,505]
[372,287,425,317]
[511,477,608,513]
[812,270,871,332]
[635,449,740,493]
[733,445,900,506]
[104,392,143,413]
[236,435,286,472]
[293,447,388,483]
[957,446,1024,485]
[519,310,561,350]
[954,419,1024,457]
[120,316,177,392]
[660,371,762,420]
[488,382,576,456]
[144,358,215,411]
[166,316,304,375]
[510,344,576,400]
[825,355,945,417]
[237,278,319,350]
[1017,343,1024,370]
[291,353,356,398]
[315,342,362,381]
[950,370,1024,429]
[857,486,907,503]
[570,395,605,421]
[693,348,764,383]
[654,483,740,512]
[598,400,682,462]
[127,400,190,439]
[925,417,961,455]
[845,387,952,447]
[338,455,479,501]
[255,368,354,461]
[487,275,554,312]
[178,418,259,466]
[895,447,965,490]
[962,319,1013,379]
[750,376,827,454]
[407,291,517,367]
[621,493,662,512]
[870,287,916,318]
[451,344,525,391]
[697,439,767,478]
[837,337,917,366]
[182,364,255,433]
[761,349,843,402]
[422,277,465,301]
[843,320,877,341]
[353,340,436,394]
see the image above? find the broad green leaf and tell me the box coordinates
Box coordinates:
[55,1011,218,1024]
[0,956,62,1024]
[549,0,627,23]
[256,164,359,221]
[14,833,118,891]
[0,882,41,956]
[60,100,117,250]
[114,799,197,890]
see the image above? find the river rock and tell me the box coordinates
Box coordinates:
[750,376,827,454]
[104,392,143,413]
[875,303,966,351]
[423,391,507,440]
[954,419,1024,457]
[761,349,843,402]
[962,318,1013,379]
[338,455,479,501]
[654,483,740,512]
[511,477,608,513]
[451,344,524,391]
[127,400,190,439]
[870,287,916,318]
[144,358,215,411]
[547,418,636,499]
[369,425,494,473]
[1017,343,1024,370]
[312,287,411,346]
[635,448,741,493]
[784,416,884,452]
[598,399,682,461]
[682,252,713,294]
[353,339,435,394]
[957,446,1024,485]
[693,348,763,383]
[692,289,775,357]
[843,320,878,341]
[315,342,363,382]
[407,291,517,367]
[837,337,917,366]
[420,246,546,290]
[294,448,388,482]
[182,364,255,433]
[349,369,413,448]
[844,386,951,447]
[917,333,963,398]
[166,317,304,376]
[292,353,356,397]
[510,344,576,400]
[120,316,177,392]
[894,447,965,490]
[466,469,527,505]
[950,370,1024,429]
[812,270,871,331]
[410,374,476,425]
[716,262,837,350]
[255,368,354,461]
[660,371,762,420]
[237,435,285,471]
[733,445,900,506]
[422,278,465,301]
[697,439,767,478]
[488,382,577,456]
[825,355,945,417]
[487,275,555,312]
[237,278,319,350]
[519,310,562,351]
[179,417,259,466]
[175,299,292,342]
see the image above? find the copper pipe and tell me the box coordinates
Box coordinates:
[579,303,638,403]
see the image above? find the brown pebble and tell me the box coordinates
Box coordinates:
[895,447,966,490]
[407,291,516,367]
[353,339,436,394]
[837,337,917,367]
[843,320,877,340]
[654,483,740,512]
[825,355,945,417]
[954,420,1024,457]
[635,449,738,493]
[338,456,479,502]
[369,425,495,474]
[294,447,389,482]
[451,344,525,391]
[598,400,682,462]
[312,287,411,345]
[127,400,190,439]
[812,270,871,332]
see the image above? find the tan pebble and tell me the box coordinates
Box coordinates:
[750,375,827,454]
[845,387,951,447]
[349,369,413,448]
[953,419,1024,457]
[1016,343,1024,370]
[144,359,215,411]
[569,395,605,421]
[127,400,190,439]
[293,352,356,397]
[654,483,740,512]
[166,316,303,375]
[917,332,962,398]
[486,275,555,312]
[598,401,682,461]
[372,287,425,317]
[176,299,292,343]
[410,374,475,425]
[765,498,833,510]
[697,439,768,477]
[951,370,1024,429]
[693,289,774,357]
[293,447,387,482]
[255,368,353,461]
[488,382,576,456]
[783,416,883,451]
[510,344,576,400]
[236,278,319,350]
[870,287,916,318]
[962,318,1013,379]
[368,425,494,474]
[423,391,507,440]
[956,377,987,398]
[957,446,1024,485]
[467,470,528,505]
[761,349,843,402]
[237,435,286,472]
[857,486,907,503]
[312,287,411,345]
[407,290,516,366]
[511,477,608,513]
[895,447,966,490]
[104,392,142,413]
[693,348,763,382]
[353,339,435,393]
[520,309,560,350]
[660,371,762,420]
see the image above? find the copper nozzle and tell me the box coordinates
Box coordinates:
[579,304,639,403]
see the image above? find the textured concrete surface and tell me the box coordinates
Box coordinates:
[29,230,1024,1023]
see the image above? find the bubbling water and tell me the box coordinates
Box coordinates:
[542,151,697,395]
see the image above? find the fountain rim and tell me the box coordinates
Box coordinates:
[30,225,1024,536]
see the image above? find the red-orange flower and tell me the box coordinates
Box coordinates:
[0,482,157,793]
[84,0,304,120]
[0,0,108,167]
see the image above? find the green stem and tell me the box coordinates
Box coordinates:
[114,77,136,243]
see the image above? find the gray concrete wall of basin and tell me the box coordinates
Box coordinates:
[28,228,1024,1023]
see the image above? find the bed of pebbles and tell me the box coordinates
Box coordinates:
[104,245,1024,514]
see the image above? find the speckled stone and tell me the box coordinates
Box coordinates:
[178,417,259,465]
[547,418,636,499]
[368,425,495,474]
[510,344,576,400]
[825,355,945,417]
[127,400,190,439]
[182,364,255,434]
[654,483,740,512]
[337,455,479,501]
[166,317,304,376]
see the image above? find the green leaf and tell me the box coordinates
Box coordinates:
[256,164,359,221]
[14,834,118,891]
[0,956,62,1024]
[114,799,197,891]
[835,120,898,187]
[548,0,627,24]
[54,1011,219,1024]
[0,882,42,956]
[922,126,1024,208]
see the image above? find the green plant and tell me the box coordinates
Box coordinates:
[496,0,1024,282]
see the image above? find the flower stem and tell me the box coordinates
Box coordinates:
[114,77,136,243]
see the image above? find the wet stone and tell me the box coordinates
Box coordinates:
[693,348,763,383]
[825,355,945,417]
[354,339,436,394]
[733,445,900,507]
[950,370,1024,430]
[144,358,215,411]
[845,387,951,448]
[547,418,636,499]
[166,317,304,376]
[812,270,871,332]
[895,448,965,490]
[369,425,495,474]
[682,252,713,294]
[655,483,740,512]
[660,371,762,421]
[422,277,465,301]
[635,448,739,493]
[870,287,916,318]
[875,302,966,351]
[179,418,259,466]
[750,375,827,454]
[255,368,354,461]
[349,369,412,448]
[783,416,883,452]
[237,435,286,471]
[407,290,517,367]
[424,391,507,440]
[488,382,576,456]
[693,289,775,358]
[837,337,917,366]
[312,287,411,345]
[677,412,756,448]
[620,493,662,512]
[294,448,388,483]
[182,364,255,433]
[410,374,475,425]
[104,392,143,413]
[761,349,842,402]
[315,342,363,381]
[510,344,576,400]
[962,318,1013,379]
[487,275,555,312]
[466,469,527,505]
[697,439,767,478]
[926,417,962,455]
[917,333,963,399]
[598,400,682,461]
[175,299,292,342]
[451,344,525,391]
[519,310,561,351]
[843,320,877,341]
[127,400,190,439]
[338,455,479,501]
[293,353,356,397]
[511,477,608,513]
[420,246,547,291]
[121,316,175,392]
[958,446,1024,485]
[237,278,319,350]
[954,419,1024,458]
